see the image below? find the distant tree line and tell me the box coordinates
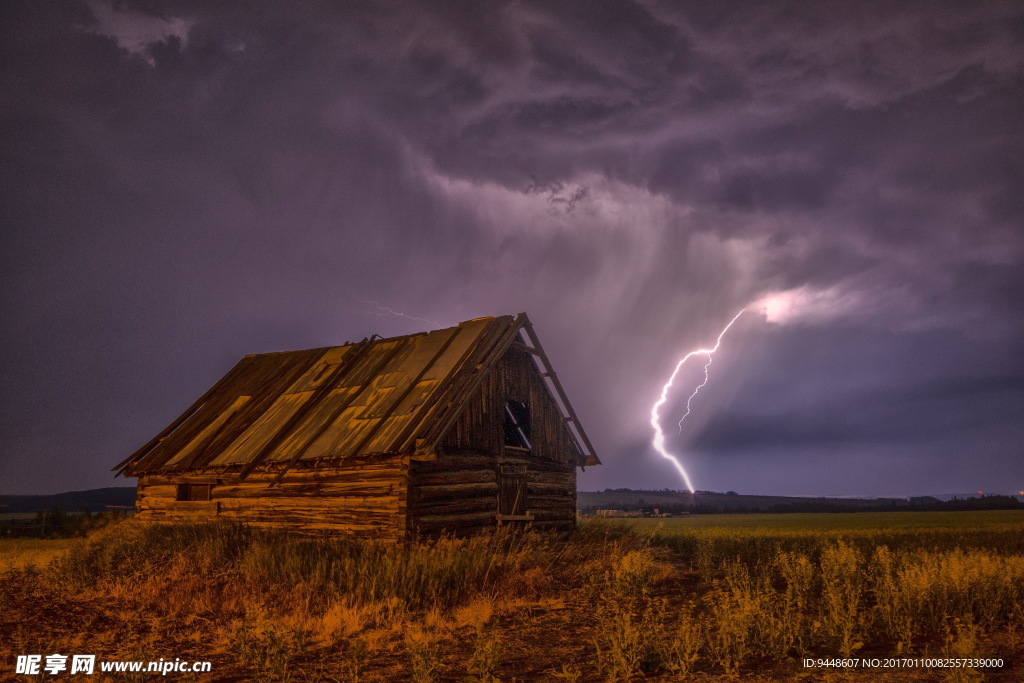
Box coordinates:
[582,495,1023,515]
[2,508,130,538]
[764,496,1022,514]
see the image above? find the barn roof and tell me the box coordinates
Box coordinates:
[115,313,599,480]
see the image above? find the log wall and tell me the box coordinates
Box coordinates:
[134,453,408,539]
[408,454,576,537]
[417,345,579,536]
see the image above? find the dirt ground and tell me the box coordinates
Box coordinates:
[2,544,1021,682]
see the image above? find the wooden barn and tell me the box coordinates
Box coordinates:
[114,314,599,539]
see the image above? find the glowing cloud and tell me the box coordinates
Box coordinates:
[753,286,858,325]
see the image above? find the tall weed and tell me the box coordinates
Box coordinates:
[658,603,702,677]
[594,599,648,681]
[404,625,441,683]
[819,541,864,656]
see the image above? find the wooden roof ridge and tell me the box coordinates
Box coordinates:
[519,316,601,468]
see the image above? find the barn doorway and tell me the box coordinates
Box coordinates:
[497,463,528,519]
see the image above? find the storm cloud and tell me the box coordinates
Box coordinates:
[1,0,1022,496]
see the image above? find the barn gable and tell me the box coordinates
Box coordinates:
[116,314,598,538]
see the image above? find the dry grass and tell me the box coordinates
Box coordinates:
[0,538,75,570]
[1,514,1022,680]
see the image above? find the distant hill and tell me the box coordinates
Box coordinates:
[0,487,136,513]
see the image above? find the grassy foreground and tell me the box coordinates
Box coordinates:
[1,512,1022,681]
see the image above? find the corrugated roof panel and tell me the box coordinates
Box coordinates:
[346,326,465,456]
[261,385,361,462]
[288,347,353,393]
[298,403,365,459]
[393,379,439,416]
[291,326,461,459]
[358,375,406,419]
[277,337,417,460]
[210,391,315,465]
[163,395,252,466]
[315,408,386,457]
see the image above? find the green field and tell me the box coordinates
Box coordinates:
[595,510,1024,568]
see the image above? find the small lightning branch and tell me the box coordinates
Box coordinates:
[354,297,444,328]
[650,309,747,492]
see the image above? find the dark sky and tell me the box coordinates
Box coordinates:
[2,1,1022,497]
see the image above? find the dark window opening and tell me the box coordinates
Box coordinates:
[176,484,212,501]
[503,400,532,449]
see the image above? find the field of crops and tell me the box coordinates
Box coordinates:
[613,511,1024,679]
[629,509,1024,530]
[1,511,1022,680]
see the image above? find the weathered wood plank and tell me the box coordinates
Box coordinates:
[529,471,575,485]
[141,493,398,509]
[139,460,407,487]
[527,482,574,497]
[411,482,498,502]
[135,510,218,521]
[408,498,496,516]
[414,455,495,472]
[139,475,218,486]
[138,484,178,500]
[519,459,575,473]
[137,500,219,512]
[220,509,398,526]
[212,482,398,499]
[413,469,496,486]
[415,511,497,528]
[218,496,399,511]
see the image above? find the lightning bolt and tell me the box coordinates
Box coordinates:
[650,309,747,492]
[354,297,445,328]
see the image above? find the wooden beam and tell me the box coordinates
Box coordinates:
[520,315,601,467]
[510,340,542,356]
